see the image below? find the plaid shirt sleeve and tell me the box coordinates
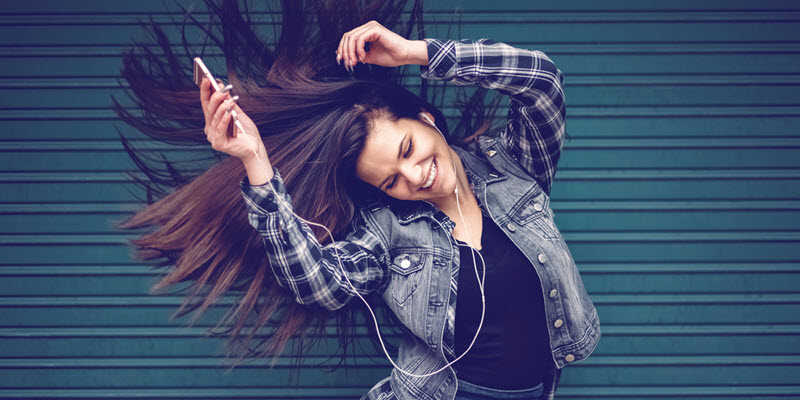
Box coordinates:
[420,38,566,194]
[239,169,390,311]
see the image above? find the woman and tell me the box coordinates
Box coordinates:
[115,1,598,399]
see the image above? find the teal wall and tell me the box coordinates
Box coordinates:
[1,1,799,399]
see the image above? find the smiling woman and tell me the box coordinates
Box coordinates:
[112,0,597,399]
[356,111,462,202]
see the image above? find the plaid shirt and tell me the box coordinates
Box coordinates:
[240,38,566,399]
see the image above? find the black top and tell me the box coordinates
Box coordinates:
[450,211,551,390]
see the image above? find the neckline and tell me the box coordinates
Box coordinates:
[453,212,491,251]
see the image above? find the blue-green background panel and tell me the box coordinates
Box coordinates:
[1,0,799,399]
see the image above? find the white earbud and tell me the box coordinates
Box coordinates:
[419,112,437,130]
[419,112,432,124]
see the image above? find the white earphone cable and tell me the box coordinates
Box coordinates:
[240,113,487,378]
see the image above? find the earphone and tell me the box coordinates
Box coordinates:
[243,112,487,378]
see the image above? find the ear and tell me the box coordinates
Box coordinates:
[419,111,435,126]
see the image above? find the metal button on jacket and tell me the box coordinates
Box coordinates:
[400,259,411,269]
[554,319,564,328]
[549,289,558,298]
[565,354,575,363]
[507,223,516,232]
[534,203,543,212]
[538,253,547,263]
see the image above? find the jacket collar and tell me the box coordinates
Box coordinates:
[452,136,508,191]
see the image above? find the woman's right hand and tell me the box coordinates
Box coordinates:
[200,76,266,163]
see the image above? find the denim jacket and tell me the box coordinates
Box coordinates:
[239,38,600,400]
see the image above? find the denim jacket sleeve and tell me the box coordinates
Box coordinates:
[239,169,390,311]
[420,38,566,194]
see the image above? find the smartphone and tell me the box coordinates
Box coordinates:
[193,57,221,92]
[193,57,244,138]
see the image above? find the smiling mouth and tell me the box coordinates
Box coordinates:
[420,157,437,190]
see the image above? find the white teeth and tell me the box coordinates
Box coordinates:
[422,159,437,189]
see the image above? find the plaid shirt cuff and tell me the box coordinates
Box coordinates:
[420,38,458,80]
[239,167,287,214]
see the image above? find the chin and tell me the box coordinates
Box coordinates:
[427,182,456,201]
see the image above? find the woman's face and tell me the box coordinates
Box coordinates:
[356,112,458,203]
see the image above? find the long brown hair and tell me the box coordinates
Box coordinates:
[112,0,503,372]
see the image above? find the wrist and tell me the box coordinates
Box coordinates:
[241,142,267,164]
[241,145,274,184]
[405,40,429,66]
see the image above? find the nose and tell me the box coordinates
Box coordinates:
[400,162,424,187]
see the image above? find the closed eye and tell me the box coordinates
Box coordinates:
[404,138,414,158]
[385,138,413,190]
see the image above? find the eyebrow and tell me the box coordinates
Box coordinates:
[378,132,408,190]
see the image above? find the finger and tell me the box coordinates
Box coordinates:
[208,90,231,126]
[200,76,212,120]
[212,103,233,147]
[340,31,352,71]
[345,28,362,67]
[212,97,235,129]
[336,39,342,66]
[356,28,378,63]
[357,24,380,62]
[219,107,234,140]
[338,31,348,67]
[346,25,371,68]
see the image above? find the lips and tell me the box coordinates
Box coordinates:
[420,157,437,190]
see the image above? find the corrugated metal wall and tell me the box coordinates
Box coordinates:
[1,1,798,398]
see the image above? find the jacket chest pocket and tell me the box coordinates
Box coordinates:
[508,188,559,240]
[387,252,427,307]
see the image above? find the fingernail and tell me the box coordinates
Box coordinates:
[220,84,233,93]
[336,53,341,65]
[231,95,239,101]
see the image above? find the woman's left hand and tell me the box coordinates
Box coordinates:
[336,20,421,70]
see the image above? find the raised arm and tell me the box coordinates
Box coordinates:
[418,38,566,195]
[239,171,390,310]
[333,22,565,193]
[198,55,390,311]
